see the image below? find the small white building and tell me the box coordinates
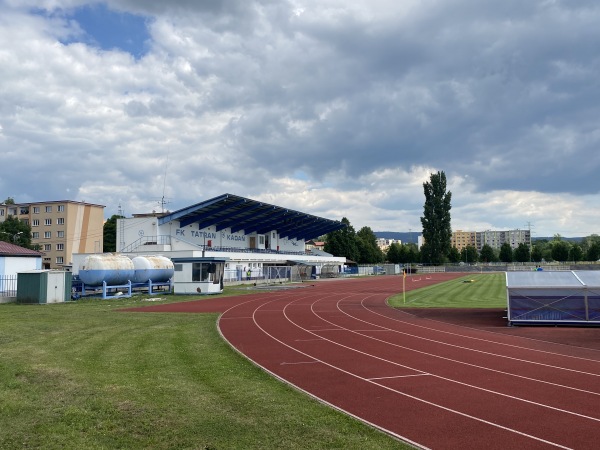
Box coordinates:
[0,241,43,277]
[0,241,43,302]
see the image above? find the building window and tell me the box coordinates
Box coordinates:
[0,209,4,216]
[44,244,51,251]
[57,218,65,225]
[56,257,64,264]
[32,232,39,239]
[57,231,64,238]
[56,243,64,251]
[33,206,40,214]
[44,231,51,239]
[44,218,52,226]
[20,207,29,215]
[57,205,64,212]
[32,219,39,227]
[45,206,52,213]
[192,263,211,282]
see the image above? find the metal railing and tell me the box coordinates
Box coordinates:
[121,235,320,257]
[0,275,17,297]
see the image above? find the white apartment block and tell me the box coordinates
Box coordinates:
[376,238,401,251]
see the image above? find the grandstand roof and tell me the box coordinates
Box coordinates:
[158,193,346,240]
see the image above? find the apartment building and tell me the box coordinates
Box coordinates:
[450,230,477,251]
[376,238,401,251]
[475,229,531,251]
[0,201,105,269]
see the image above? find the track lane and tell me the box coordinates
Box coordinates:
[218,275,600,449]
[125,273,600,448]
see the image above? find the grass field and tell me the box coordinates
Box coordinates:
[387,273,506,308]
[0,290,408,450]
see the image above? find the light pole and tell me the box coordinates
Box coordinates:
[0,231,22,243]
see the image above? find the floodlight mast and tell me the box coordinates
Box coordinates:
[0,231,22,243]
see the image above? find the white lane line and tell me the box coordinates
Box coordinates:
[280,361,319,365]
[376,301,600,362]
[219,316,254,320]
[249,297,574,449]
[368,374,430,381]
[343,300,600,378]
[301,300,600,423]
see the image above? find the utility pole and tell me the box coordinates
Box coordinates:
[118,204,125,252]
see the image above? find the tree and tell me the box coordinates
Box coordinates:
[386,242,402,263]
[587,242,600,261]
[103,215,125,252]
[324,217,359,262]
[533,239,553,262]
[460,245,478,264]
[531,244,544,263]
[514,243,531,262]
[3,197,15,204]
[356,226,384,264]
[479,244,497,263]
[551,240,570,262]
[405,243,420,264]
[420,171,452,265]
[581,234,600,256]
[0,215,32,248]
[571,244,583,262]
[447,247,461,263]
[499,243,513,263]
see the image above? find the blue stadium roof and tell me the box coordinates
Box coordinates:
[158,193,346,240]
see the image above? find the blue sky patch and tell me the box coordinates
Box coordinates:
[61,3,150,58]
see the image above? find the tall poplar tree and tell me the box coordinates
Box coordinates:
[420,171,452,265]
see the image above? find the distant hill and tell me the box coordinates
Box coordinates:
[533,237,583,242]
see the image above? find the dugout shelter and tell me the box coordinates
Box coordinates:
[506,271,600,326]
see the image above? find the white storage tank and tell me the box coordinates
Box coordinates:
[78,254,135,286]
[131,255,174,283]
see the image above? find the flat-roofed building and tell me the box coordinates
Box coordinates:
[1,200,105,269]
[451,230,477,251]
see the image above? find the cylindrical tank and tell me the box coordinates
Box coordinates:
[78,254,135,286]
[131,255,174,283]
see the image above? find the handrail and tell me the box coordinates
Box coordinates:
[119,235,330,257]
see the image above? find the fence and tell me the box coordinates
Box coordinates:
[223,266,303,285]
[0,275,17,298]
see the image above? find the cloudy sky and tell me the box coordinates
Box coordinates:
[1,0,599,238]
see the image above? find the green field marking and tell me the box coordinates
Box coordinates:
[0,294,408,450]
[388,273,506,308]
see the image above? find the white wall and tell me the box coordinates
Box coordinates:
[0,256,42,277]
[117,217,158,251]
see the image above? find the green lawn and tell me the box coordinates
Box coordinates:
[0,292,407,450]
[388,273,507,308]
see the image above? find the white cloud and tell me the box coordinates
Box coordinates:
[1,0,600,237]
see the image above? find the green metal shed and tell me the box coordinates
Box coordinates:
[17,270,72,304]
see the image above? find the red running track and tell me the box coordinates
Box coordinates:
[126,274,600,449]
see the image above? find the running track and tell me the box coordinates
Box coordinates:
[126,274,600,449]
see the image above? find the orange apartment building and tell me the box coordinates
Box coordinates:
[451,230,477,251]
[0,200,105,269]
